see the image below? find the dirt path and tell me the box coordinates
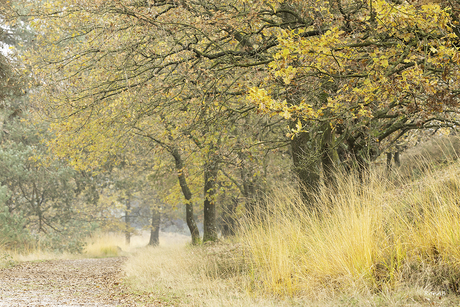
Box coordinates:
[0,257,162,306]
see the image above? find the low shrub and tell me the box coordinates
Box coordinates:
[0,205,33,251]
[30,220,98,254]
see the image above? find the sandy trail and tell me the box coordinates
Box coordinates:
[0,257,154,307]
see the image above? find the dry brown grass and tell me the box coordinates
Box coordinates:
[0,231,151,265]
[399,135,460,178]
[124,161,460,306]
[0,245,78,265]
[123,242,312,306]
[4,147,460,305]
[84,231,150,257]
[239,164,460,305]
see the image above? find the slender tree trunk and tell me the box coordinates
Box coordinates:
[236,136,259,215]
[148,205,160,246]
[394,151,401,167]
[203,160,218,242]
[125,200,131,245]
[321,124,336,187]
[345,131,372,182]
[241,165,256,215]
[386,152,393,172]
[386,151,401,173]
[291,130,321,206]
[222,196,237,237]
[171,148,201,245]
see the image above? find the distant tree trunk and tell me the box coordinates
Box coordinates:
[394,151,401,167]
[148,206,160,246]
[37,208,44,233]
[386,152,393,172]
[235,136,260,215]
[222,196,238,237]
[291,130,321,206]
[240,165,257,215]
[386,151,401,172]
[203,160,218,242]
[321,124,337,187]
[125,200,131,245]
[346,131,373,181]
[171,148,201,245]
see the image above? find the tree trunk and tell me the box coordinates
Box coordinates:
[291,130,321,206]
[222,196,237,237]
[242,169,256,215]
[321,124,337,187]
[148,205,160,246]
[236,136,260,216]
[203,160,218,242]
[394,151,401,167]
[171,148,201,245]
[346,133,373,182]
[386,152,393,172]
[125,200,131,245]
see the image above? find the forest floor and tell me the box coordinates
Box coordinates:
[0,257,169,306]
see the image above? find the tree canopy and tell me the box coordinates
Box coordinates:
[14,0,460,240]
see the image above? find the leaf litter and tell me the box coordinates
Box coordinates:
[0,257,169,306]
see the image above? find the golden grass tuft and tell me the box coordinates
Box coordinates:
[240,163,460,301]
[84,231,150,257]
[84,232,123,257]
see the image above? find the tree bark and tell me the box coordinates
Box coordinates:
[171,147,201,245]
[235,135,261,216]
[386,152,393,172]
[394,151,401,167]
[321,124,336,187]
[124,199,131,245]
[291,130,321,206]
[148,205,160,246]
[243,179,256,215]
[221,196,237,237]
[346,131,374,181]
[203,160,218,242]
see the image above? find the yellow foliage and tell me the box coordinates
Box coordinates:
[245,0,459,136]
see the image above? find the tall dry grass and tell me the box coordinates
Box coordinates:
[399,134,460,178]
[84,231,151,257]
[123,158,460,305]
[241,163,460,301]
[123,241,311,306]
